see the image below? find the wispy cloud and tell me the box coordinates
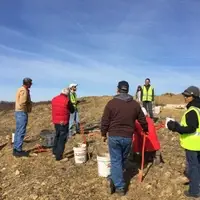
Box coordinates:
[0,0,200,101]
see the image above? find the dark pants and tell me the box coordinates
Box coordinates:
[143,101,153,118]
[108,136,132,190]
[53,124,69,160]
[14,111,28,151]
[186,150,200,195]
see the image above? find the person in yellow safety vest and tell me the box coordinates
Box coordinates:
[167,86,200,198]
[68,83,80,137]
[141,78,154,119]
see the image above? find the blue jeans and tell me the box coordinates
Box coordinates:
[69,111,80,137]
[108,136,132,190]
[186,150,200,195]
[14,111,28,151]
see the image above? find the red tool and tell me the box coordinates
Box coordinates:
[33,144,48,153]
[138,134,146,183]
[80,123,87,144]
[155,121,165,130]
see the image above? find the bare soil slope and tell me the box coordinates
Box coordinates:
[0,95,188,200]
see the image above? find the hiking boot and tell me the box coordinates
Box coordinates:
[13,149,29,157]
[115,188,126,196]
[184,191,200,198]
[107,178,115,195]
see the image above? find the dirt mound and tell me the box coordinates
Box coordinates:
[155,94,184,105]
[0,95,188,200]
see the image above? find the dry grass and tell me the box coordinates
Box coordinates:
[0,95,189,200]
[155,94,184,106]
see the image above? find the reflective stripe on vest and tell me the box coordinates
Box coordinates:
[180,106,200,151]
[70,93,77,108]
[142,86,153,101]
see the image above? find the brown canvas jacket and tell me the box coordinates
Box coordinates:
[15,86,32,113]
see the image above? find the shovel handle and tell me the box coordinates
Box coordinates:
[138,134,146,182]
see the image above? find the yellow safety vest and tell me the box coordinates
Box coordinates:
[70,93,77,108]
[180,106,200,151]
[142,86,153,101]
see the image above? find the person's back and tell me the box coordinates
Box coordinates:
[51,88,74,161]
[101,93,147,138]
[15,85,32,113]
[101,80,148,196]
[52,93,70,125]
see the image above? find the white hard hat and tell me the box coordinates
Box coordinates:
[69,83,78,88]
[141,107,148,116]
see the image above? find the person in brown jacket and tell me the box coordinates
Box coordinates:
[13,78,32,157]
[101,80,148,196]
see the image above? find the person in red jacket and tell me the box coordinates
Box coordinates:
[51,88,74,161]
[133,107,161,164]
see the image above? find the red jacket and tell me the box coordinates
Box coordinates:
[133,116,161,152]
[52,94,70,125]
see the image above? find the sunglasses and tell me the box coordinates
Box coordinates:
[184,95,192,98]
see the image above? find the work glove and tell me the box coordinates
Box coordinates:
[167,120,180,132]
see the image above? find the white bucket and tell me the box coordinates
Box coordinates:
[165,117,175,128]
[97,153,111,177]
[73,143,87,164]
[154,106,161,114]
[12,133,15,143]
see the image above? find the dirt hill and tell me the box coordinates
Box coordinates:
[0,95,188,200]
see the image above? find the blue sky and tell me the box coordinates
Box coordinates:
[0,0,200,101]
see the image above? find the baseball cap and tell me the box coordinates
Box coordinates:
[23,77,32,85]
[69,83,78,88]
[117,81,129,92]
[182,86,200,97]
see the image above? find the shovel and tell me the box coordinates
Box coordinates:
[80,123,87,144]
[138,134,146,182]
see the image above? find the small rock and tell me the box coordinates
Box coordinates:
[121,196,128,200]
[41,182,46,186]
[0,168,6,172]
[5,135,10,140]
[30,153,38,157]
[171,137,176,141]
[21,157,29,160]
[177,190,182,195]
[60,158,69,162]
[15,170,20,176]
[145,184,152,189]
[30,194,38,200]
[164,171,171,178]
[12,164,18,169]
